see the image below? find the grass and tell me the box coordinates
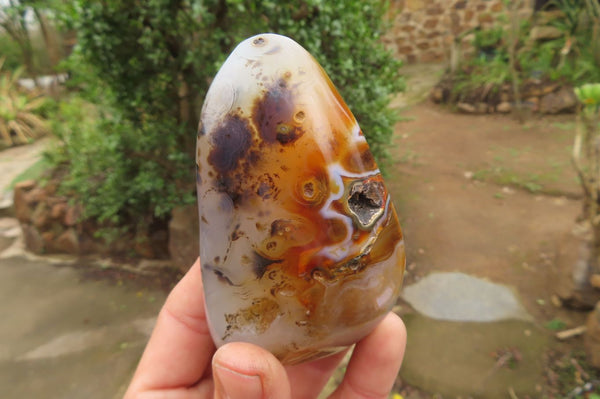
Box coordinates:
[472,166,544,193]
[470,142,573,195]
[548,349,600,398]
[396,148,421,166]
[544,318,567,331]
[8,157,50,189]
[552,121,576,131]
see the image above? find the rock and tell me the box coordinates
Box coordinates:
[540,87,577,114]
[457,102,476,113]
[478,13,494,24]
[13,181,36,223]
[41,231,57,251]
[554,234,600,309]
[138,259,173,274]
[402,272,531,322]
[420,51,442,63]
[423,19,438,29]
[24,187,47,205]
[196,33,406,365]
[490,1,504,12]
[168,204,199,271]
[425,5,443,15]
[523,86,542,97]
[0,217,19,233]
[150,229,169,259]
[475,102,488,114]
[134,233,155,259]
[54,228,80,254]
[535,10,567,26]
[50,202,68,220]
[43,180,58,196]
[541,83,559,95]
[0,191,14,218]
[22,224,44,254]
[108,232,134,255]
[398,45,414,55]
[14,180,36,191]
[405,0,425,11]
[0,217,20,253]
[584,302,600,368]
[64,204,81,226]
[525,96,540,112]
[591,274,600,289]
[430,86,444,103]
[454,1,467,10]
[530,26,563,41]
[464,9,474,22]
[79,233,108,256]
[31,202,50,229]
[497,102,512,113]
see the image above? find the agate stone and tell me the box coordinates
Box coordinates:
[196,33,405,364]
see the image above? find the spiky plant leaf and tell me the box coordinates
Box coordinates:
[0,61,49,146]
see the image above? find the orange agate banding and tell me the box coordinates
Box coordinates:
[197,33,405,364]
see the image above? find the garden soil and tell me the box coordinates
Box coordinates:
[386,102,594,398]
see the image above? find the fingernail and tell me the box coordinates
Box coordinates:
[213,363,263,399]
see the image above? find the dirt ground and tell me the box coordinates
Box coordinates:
[389,102,599,397]
[392,103,581,315]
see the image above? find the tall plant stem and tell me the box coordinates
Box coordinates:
[508,0,524,122]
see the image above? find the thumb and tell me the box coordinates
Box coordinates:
[212,342,291,399]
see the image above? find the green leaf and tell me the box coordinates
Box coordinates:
[545,318,567,331]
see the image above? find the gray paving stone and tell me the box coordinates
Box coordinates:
[402,272,531,322]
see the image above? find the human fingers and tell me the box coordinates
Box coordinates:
[212,342,292,399]
[125,258,215,397]
[329,312,406,399]
[284,349,348,399]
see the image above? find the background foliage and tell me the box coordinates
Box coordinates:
[449,0,600,101]
[51,0,403,231]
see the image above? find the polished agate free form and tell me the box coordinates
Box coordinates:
[196,33,405,364]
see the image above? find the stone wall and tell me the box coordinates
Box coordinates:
[430,79,578,115]
[13,178,199,270]
[384,0,535,63]
[14,179,169,258]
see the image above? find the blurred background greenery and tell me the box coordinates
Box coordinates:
[0,0,403,242]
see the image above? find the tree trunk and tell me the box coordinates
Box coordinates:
[1,2,38,84]
[33,8,60,69]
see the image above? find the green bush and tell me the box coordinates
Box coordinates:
[51,0,403,232]
[449,1,600,101]
[48,96,195,226]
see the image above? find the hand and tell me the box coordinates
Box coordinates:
[124,258,407,399]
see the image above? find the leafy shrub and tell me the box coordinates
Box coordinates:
[448,1,600,101]
[0,34,23,72]
[472,26,505,53]
[51,0,403,231]
[48,96,195,226]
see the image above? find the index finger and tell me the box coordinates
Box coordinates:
[126,258,215,394]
